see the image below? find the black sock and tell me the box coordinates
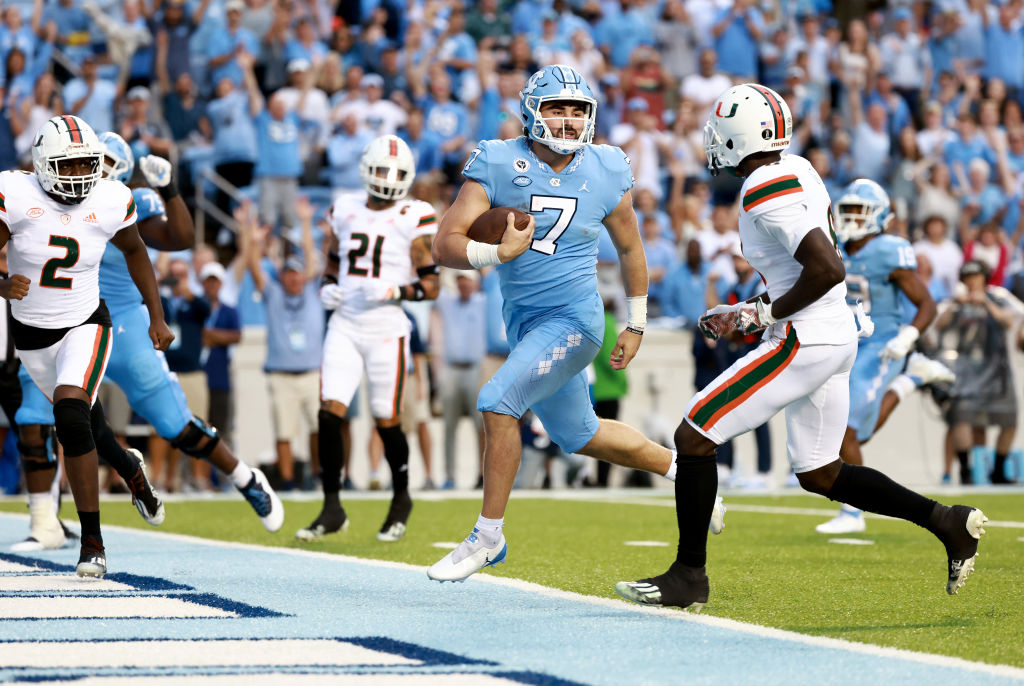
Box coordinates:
[993,452,1007,472]
[78,510,101,538]
[825,463,937,528]
[956,450,970,471]
[376,425,410,494]
[317,410,344,498]
[674,453,718,568]
[89,401,134,481]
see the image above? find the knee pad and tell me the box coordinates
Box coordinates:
[18,425,54,472]
[170,416,220,459]
[53,398,94,458]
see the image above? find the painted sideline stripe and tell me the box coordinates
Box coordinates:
[6,514,1018,681]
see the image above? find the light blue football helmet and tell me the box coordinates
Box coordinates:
[520,64,597,154]
[834,178,892,243]
[98,131,134,183]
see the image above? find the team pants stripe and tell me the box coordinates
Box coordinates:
[391,337,406,418]
[688,323,800,430]
[82,326,111,397]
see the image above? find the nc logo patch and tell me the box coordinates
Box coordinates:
[513,176,532,187]
[549,178,561,187]
[513,158,530,173]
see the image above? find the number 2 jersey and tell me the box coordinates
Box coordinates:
[327,192,437,336]
[737,154,856,345]
[98,187,165,315]
[0,171,137,328]
[463,136,634,344]
[843,234,916,342]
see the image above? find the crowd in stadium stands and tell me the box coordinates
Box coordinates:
[1,0,1023,492]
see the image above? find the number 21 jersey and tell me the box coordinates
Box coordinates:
[0,171,137,328]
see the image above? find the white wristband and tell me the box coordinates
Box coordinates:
[466,240,501,269]
[626,295,648,331]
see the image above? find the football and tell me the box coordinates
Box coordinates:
[467,207,531,244]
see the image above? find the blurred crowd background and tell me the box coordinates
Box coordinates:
[1,0,1023,494]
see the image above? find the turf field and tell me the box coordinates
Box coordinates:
[2,490,1023,672]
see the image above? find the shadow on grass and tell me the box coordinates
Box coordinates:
[788,616,975,633]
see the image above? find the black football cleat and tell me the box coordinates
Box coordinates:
[615,561,709,611]
[931,504,987,595]
[377,491,412,542]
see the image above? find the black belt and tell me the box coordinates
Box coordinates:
[447,361,477,369]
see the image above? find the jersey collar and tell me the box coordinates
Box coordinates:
[524,139,587,176]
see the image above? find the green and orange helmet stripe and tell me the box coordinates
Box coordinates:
[747,84,787,141]
[59,115,83,144]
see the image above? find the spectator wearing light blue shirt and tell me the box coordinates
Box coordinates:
[848,86,891,183]
[596,0,655,69]
[960,158,1007,229]
[399,107,443,176]
[207,67,258,235]
[512,0,551,40]
[984,5,1024,96]
[710,0,763,79]
[63,55,118,135]
[42,0,91,64]
[284,17,328,69]
[641,215,678,316]
[0,7,44,88]
[662,239,712,326]
[943,113,996,191]
[206,0,258,87]
[326,112,373,194]
[420,71,470,177]
[435,8,477,91]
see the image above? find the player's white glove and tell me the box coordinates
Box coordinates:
[138,155,172,188]
[698,303,741,340]
[881,325,919,360]
[735,299,775,336]
[319,284,344,310]
[852,302,875,339]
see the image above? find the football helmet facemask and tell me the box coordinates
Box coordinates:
[359,134,415,201]
[704,83,792,175]
[32,115,105,203]
[520,64,597,155]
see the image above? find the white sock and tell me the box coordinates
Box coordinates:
[230,462,254,489]
[475,514,503,545]
[28,492,52,510]
[664,452,677,482]
[889,374,917,399]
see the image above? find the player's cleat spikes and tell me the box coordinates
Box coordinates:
[238,468,284,532]
[815,510,866,534]
[377,491,413,542]
[932,505,987,595]
[76,535,106,578]
[125,448,164,526]
[427,528,506,581]
[615,561,709,610]
[905,352,955,386]
[709,495,726,535]
[295,503,349,541]
[11,499,66,551]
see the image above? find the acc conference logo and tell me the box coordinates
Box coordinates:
[513,176,532,187]
[26,207,44,218]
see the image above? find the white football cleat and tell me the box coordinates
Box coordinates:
[427,528,507,582]
[709,495,726,535]
[238,468,284,532]
[11,498,66,551]
[815,510,866,534]
[905,352,955,386]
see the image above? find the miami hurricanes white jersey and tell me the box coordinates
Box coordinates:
[737,154,856,345]
[327,193,437,335]
[0,172,137,328]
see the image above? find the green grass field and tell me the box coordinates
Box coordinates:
[4,492,1023,667]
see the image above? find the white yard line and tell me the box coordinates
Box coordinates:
[2,511,1020,681]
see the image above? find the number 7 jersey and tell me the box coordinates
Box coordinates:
[737,154,856,345]
[0,171,137,328]
[327,192,437,334]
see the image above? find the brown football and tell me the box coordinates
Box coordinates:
[467,207,531,244]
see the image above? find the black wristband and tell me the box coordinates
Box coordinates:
[328,251,341,263]
[399,281,427,301]
[626,326,644,336]
[320,274,338,288]
[417,264,440,278]
[156,179,180,201]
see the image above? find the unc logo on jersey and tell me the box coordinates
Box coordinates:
[513,158,530,173]
[549,178,561,187]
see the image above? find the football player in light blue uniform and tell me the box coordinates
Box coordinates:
[816,179,953,534]
[428,65,720,582]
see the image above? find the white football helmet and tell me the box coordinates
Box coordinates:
[703,84,792,175]
[359,135,415,201]
[32,115,105,202]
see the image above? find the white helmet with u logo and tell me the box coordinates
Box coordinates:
[32,115,105,202]
[703,84,792,175]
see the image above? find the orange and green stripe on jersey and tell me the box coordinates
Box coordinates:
[417,214,437,227]
[82,326,111,397]
[391,336,406,417]
[125,197,137,221]
[688,323,799,431]
[743,174,802,212]
[0,190,6,213]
